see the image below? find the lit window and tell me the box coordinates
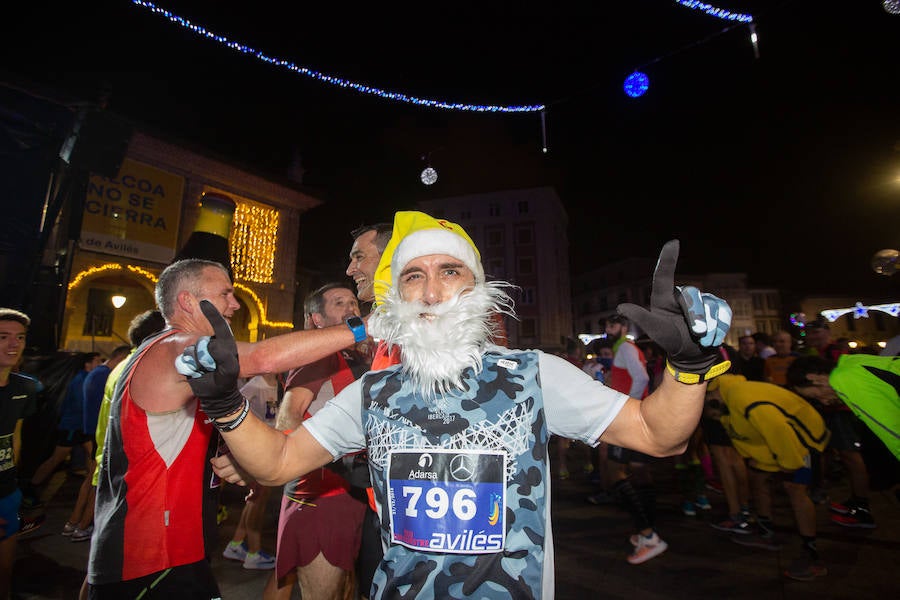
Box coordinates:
[231,201,279,283]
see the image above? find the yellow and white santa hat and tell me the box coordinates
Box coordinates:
[373,211,484,305]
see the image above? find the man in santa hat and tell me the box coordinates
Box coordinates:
[184,210,732,599]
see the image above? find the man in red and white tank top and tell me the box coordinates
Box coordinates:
[88,260,365,599]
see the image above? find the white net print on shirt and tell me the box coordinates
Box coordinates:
[366,401,533,482]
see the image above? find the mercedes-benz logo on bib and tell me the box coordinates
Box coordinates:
[449,453,476,482]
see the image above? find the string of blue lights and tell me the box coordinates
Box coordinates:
[132,0,773,133]
[130,1,545,113]
[673,0,754,22]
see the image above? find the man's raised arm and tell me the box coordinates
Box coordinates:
[235,319,363,377]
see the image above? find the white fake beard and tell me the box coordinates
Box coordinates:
[370,282,516,400]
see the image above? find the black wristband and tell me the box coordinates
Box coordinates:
[213,397,250,432]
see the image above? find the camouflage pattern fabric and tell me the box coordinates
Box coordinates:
[362,349,548,600]
[677,285,731,348]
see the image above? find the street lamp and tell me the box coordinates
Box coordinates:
[111,293,127,308]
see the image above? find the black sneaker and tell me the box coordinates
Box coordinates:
[828,498,854,514]
[711,517,752,535]
[831,506,876,529]
[18,513,46,537]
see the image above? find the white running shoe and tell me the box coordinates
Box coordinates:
[627,532,668,565]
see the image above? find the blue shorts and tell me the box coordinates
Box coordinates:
[789,466,813,486]
[0,488,23,539]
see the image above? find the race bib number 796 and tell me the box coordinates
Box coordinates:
[386,449,506,554]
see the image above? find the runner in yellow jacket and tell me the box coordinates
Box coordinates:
[705,374,830,581]
[711,374,830,472]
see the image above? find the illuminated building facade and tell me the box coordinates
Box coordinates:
[63,131,320,354]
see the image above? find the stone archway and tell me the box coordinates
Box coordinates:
[63,267,158,353]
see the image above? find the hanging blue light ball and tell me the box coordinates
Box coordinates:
[623,71,650,98]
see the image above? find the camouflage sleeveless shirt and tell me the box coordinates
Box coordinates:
[362,349,548,599]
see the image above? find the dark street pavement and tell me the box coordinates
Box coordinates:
[12,442,899,599]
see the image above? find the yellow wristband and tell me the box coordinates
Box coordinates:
[666,359,731,384]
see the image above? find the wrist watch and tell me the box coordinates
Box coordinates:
[345,316,367,343]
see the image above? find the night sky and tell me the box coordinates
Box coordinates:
[6,0,900,297]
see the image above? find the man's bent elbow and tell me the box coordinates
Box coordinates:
[647,440,688,458]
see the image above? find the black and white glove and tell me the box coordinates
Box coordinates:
[617,240,732,384]
[175,300,246,420]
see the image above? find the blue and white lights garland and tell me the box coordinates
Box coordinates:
[134,1,763,108]
[131,1,544,113]
[821,302,900,322]
[673,1,754,22]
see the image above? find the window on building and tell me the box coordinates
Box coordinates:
[485,257,505,278]
[520,287,535,305]
[617,292,628,303]
[752,295,764,310]
[518,256,534,275]
[520,318,536,338]
[873,312,885,331]
[489,203,501,217]
[518,201,529,214]
[516,224,534,245]
[83,288,114,337]
[486,226,504,247]
[756,320,767,333]
[766,293,779,310]
[846,315,856,332]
